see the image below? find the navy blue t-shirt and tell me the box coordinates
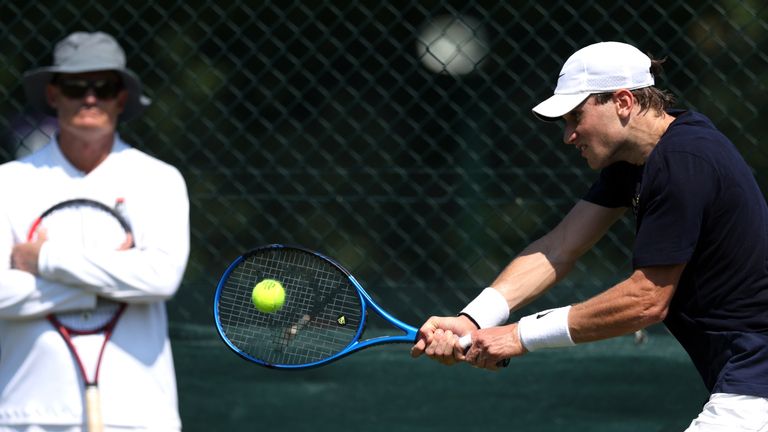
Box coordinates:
[583,110,768,396]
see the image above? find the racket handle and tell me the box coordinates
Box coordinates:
[458,334,472,350]
[85,385,104,432]
[458,333,510,368]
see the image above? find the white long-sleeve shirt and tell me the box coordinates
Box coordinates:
[0,134,190,430]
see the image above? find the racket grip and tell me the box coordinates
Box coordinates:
[458,334,472,350]
[85,385,104,432]
[458,333,510,368]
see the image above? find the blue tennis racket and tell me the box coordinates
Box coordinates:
[213,244,418,369]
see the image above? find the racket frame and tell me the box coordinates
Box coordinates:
[48,303,127,431]
[214,244,418,369]
[27,198,133,242]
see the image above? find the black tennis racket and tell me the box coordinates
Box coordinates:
[28,198,133,432]
[213,244,420,369]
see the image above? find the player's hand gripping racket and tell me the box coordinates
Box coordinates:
[214,244,421,369]
[458,333,510,368]
[28,198,133,432]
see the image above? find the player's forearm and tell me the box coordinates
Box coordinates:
[492,201,624,313]
[463,201,623,331]
[460,239,575,331]
[490,229,580,312]
[490,249,571,313]
[0,269,96,319]
[568,267,680,343]
[38,245,188,302]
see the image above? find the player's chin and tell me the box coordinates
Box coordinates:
[584,154,604,170]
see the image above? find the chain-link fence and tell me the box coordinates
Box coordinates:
[2,1,767,332]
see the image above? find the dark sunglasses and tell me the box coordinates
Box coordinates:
[54,78,124,100]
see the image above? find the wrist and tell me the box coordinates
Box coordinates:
[459,287,509,329]
[517,305,574,351]
[457,312,480,330]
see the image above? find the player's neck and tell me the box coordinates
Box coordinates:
[57,130,115,174]
[632,111,675,163]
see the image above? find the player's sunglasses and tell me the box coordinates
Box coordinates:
[54,78,124,100]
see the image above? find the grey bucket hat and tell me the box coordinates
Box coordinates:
[22,31,151,122]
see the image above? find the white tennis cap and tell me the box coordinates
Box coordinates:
[532,41,654,121]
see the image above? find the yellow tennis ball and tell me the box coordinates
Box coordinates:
[251,279,285,313]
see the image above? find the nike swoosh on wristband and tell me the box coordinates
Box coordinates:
[536,310,554,319]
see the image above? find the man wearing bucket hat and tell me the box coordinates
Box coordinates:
[0,32,189,430]
[412,41,768,430]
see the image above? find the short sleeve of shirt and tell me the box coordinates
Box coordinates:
[632,149,716,268]
[582,161,642,208]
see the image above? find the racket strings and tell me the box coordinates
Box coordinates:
[55,300,125,332]
[217,248,363,366]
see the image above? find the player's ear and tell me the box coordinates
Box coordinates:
[46,83,59,110]
[613,89,634,119]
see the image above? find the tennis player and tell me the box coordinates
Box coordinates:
[0,32,190,430]
[411,41,768,431]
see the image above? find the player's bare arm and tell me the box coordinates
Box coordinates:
[490,200,626,312]
[464,263,684,370]
[413,200,624,364]
[569,264,684,343]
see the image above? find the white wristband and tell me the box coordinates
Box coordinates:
[460,288,509,329]
[517,305,575,351]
